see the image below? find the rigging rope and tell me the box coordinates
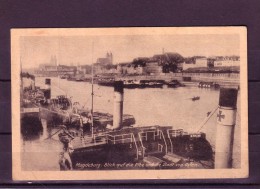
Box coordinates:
[43,127,63,140]
[196,106,218,133]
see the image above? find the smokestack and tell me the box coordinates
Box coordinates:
[44,78,51,102]
[113,81,124,130]
[31,80,35,90]
[215,88,238,168]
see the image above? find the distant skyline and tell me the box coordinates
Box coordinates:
[20,34,240,69]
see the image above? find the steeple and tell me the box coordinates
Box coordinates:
[110,52,113,64]
[53,55,57,66]
[50,55,57,66]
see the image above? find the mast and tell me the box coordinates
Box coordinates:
[58,37,60,89]
[20,56,23,107]
[91,42,94,138]
[20,37,24,107]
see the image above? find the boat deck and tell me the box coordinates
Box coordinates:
[72,134,107,149]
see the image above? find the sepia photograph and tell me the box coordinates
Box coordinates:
[11,27,248,180]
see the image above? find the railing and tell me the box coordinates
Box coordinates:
[138,129,168,156]
[138,129,159,141]
[168,129,184,137]
[102,133,140,159]
[106,133,133,144]
[167,130,173,153]
[93,133,107,145]
[167,129,185,153]
[158,130,167,153]
[138,133,146,158]
[93,132,141,159]
[131,134,139,160]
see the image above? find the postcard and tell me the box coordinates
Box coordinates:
[12,27,248,180]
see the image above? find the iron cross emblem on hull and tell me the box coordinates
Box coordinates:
[217,110,225,122]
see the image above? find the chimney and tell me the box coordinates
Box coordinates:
[44,78,51,102]
[113,81,124,130]
[215,88,238,168]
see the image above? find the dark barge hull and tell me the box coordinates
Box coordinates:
[21,112,43,136]
[71,143,138,169]
[98,81,165,89]
[67,126,213,170]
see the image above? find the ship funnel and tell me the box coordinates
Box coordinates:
[215,88,238,168]
[113,81,124,130]
[44,78,51,102]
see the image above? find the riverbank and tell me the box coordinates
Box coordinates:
[35,72,240,88]
[117,72,239,88]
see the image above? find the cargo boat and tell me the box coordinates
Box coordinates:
[22,78,136,130]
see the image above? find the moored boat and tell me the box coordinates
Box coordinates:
[198,82,220,89]
[167,80,185,88]
[192,96,200,101]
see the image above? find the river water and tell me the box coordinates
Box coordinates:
[21,77,241,171]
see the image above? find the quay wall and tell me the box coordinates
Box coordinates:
[117,73,240,87]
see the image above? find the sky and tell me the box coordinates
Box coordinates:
[20,34,240,69]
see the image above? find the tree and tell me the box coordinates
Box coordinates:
[207,58,215,69]
[132,57,149,68]
[104,64,117,70]
[159,53,184,73]
[165,52,184,64]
